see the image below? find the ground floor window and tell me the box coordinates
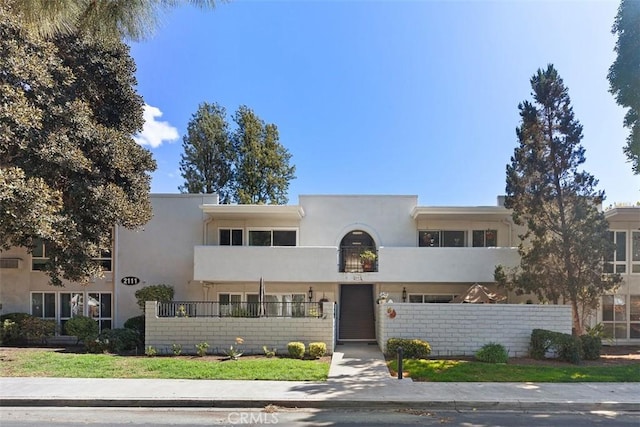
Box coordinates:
[408,294,457,303]
[30,291,112,335]
[602,294,640,340]
[217,292,307,317]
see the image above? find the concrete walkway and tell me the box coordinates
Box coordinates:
[1,344,639,411]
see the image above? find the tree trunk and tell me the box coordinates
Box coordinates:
[571,299,582,336]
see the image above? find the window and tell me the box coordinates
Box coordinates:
[604,231,626,274]
[419,231,466,247]
[409,294,457,303]
[219,293,242,316]
[602,295,627,339]
[220,229,243,246]
[632,232,640,274]
[88,292,112,331]
[248,229,297,246]
[631,296,640,339]
[473,230,497,247]
[31,292,56,319]
[31,239,51,271]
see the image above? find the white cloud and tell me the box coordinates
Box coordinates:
[133,104,179,148]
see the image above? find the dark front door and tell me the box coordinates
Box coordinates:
[339,284,376,341]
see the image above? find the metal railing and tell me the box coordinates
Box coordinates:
[157,301,325,318]
[339,247,378,272]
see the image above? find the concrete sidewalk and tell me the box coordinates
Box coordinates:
[1,344,638,411]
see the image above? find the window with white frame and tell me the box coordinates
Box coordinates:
[419,231,466,247]
[219,293,242,316]
[604,231,627,274]
[632,232,640,274]
[248,229,297,246]
[88,292,112,331]
[602,295,627,339]
[219,229,243,246]
[408,294,457,303]
[31,239,51,271]
[472,230,497,247]
[31,292,56,319]
[263,293,307,317]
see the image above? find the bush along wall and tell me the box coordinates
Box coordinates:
[386,338,432,359]
[529,328,600,364]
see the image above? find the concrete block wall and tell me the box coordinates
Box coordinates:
[145,301,335,355]
[376,303,572,357]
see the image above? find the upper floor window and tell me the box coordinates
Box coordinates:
[31,239,51,271]
[472,230,497,247]
[248,229,297,246]
[220,229,243,246]
[605,231,626,274]
[633,231,640,274]
[419,230,466,247]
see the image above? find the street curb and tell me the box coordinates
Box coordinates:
[2,398,639,412]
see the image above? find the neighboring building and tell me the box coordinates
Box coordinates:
[0,194,638,344]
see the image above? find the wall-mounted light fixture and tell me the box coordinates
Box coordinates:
[308,286,313,302]
[402,287,407,302]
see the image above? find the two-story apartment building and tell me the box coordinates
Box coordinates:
[0,194,638,344]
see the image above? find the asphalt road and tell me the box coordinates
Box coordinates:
[1,407,638,426]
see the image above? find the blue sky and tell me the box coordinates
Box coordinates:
[130,0,638,206]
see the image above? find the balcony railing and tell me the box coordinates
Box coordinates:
[157,301,324,318]
[340,247,378,272]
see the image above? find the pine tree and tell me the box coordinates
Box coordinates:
[498,64,621,335]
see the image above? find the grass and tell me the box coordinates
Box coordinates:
[0,350,330,381]
[388,359,640,382]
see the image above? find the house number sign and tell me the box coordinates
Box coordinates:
[121,276,140,286]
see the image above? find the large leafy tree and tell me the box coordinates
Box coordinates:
[496,64,621,335]
[179,102,233,202]
[5,0,217,41]
[0,7,156,285]
[232,106,296,204]
[608,0,640,174]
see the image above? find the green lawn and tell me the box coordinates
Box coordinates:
[0,350,330,381]
[388,359,640,382]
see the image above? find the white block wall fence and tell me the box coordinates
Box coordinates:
[376,303,572,357]
[145,301,336,355]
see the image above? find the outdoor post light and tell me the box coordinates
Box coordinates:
[308,286,313,301]
[402,287,407,302]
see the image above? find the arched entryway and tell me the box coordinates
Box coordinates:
[339,230,377,273]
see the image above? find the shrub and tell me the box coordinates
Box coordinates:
[309,342,327,359]
[1,319,20,345]
[386,338,431,359]
[171,343,182,356]
[97,328,140,354]
[124,315,145,343]
[287,341,305,359]
[580,335,602,360]
[145,346,157,357]
[475,342,508,363]
[134,284,174,311]
[530,329,584,364]
[195,341,209,357]
[263,346,276,358]
[20,316,56,344]
[64,316,99,344]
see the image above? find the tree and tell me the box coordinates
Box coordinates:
[4,0,218,42]
[496,64,621,335]
[0,7,156,285]
[608,0,640,174]
[232,106,296,204]
[179,102,233,202]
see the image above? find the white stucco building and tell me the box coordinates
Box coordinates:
[0,194,638,345]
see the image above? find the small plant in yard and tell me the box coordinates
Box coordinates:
[309,342,327,359]
[475,343,509,363]
[263,346,276,358]
[288,341,305,359]
[223,337,244,360]
[171,344,182,356]
[195,342,209,357]
[145,346,157,357]
[386,338,431,359]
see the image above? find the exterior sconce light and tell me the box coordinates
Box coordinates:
[308,286,313,302]
[402,287,407,302]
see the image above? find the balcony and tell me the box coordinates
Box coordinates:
[194,246,339,282]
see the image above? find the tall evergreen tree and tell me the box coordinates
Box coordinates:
[179,102,233,202]
[231,106,296,204]
[0,7,156,286]
[496,65,621,335]
[608,0,640,174]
